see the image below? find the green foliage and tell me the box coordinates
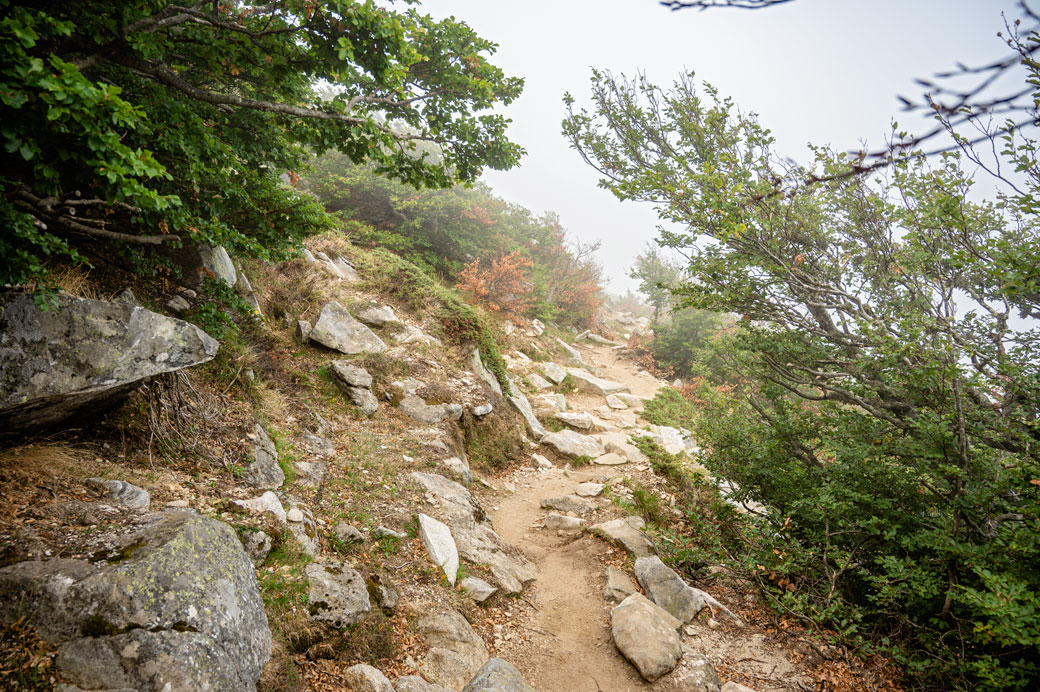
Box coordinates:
[641,388,698,430]
[566,68,1040,689]
[1,1,523,292]
[645,308,731,380]
[259,534,313,617]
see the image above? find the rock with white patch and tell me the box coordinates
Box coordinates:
[418,513,460,585]
[309,301,387,354]
[305,561,371,628]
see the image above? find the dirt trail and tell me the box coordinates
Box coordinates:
[487,342,664,692]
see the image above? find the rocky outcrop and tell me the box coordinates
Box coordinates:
[330,360,379,416]
[243,424,284,489]
[309,301,387,354]
[0,512,270,691]
[418,610,489,690]
[635,556,743,626]
[0,292,218,432]
[418,513,460,585]
[611,593,682,681]
[462,658,540,692]
[566,368,630,395]
[412,472,536,593]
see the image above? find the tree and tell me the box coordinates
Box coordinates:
[0,1,523,292]
[564,68,1040,689]
[630,244,681,322]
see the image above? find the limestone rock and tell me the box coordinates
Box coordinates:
[418,513,460,585]
[295,458,327,488]
[542,362,566,384]
[655,652,723,692]
[635,557,743,627]
[566,368,630,395]
[604,566,637,602]
[374,526,407,540]
[554,411,594,430]
[555,338,585,366]
[332,257,362,282]
[397,675,453,692]
[540,496,595,514]
[576,482,604,497]
[412,473,536,594]
[241,530,272,565]
[355,305,400,327]
[0,292,218,432]
[309,301,387,354]
[462,657,539,692]
[594,516,655,557]
[528,373,554,390]
[606,394,628,409]
[592,452,628,466]
[471,348,503,396]
[305,562,371,628]
[233,491,286,524]
[611,593,682,681]
[418,610,489,690]
[0,513,271,691]
[461,576,498,603]
[244,424,284,489]
[544,513,585,532]
[86,478,150,509]
[506,378,547,440]
[343,664,395,692]
[530,454,553,470]
[540,429,605,459]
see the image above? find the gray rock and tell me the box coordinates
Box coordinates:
[606,394,628,409]
[241,530,272,565]
[174,244,237,288]
[287,507,305,523]
[611,593,682,681]
[418,513,460,585]
[528,373,554,390]
[332,257,362,282]
[442,456,473,484]
[302,247,317,263]
[166,294,190,313]
[348,386,380,417]
[113,288,137,305]
[411,473,536,594]
[418,610,489,690]
[604,566,637,602]
[295,459,327,488]
[333,523,364,544]
[544,513,585,532]
[506,383,547,440]
[635,557,743,627]
[553,411,594,430]
[295,319,312,343]
[301,431,335,457]
[309,301,387,354]
[472,402,493,417]
[592,452,628,466]
[720,682,755,692]
[243,424,284,489]
[461,576,498,602]
[329,360,373,388]
[233,491,286,524]
[555,338,585,365]
[234,266,262,315]
[593,516,655,557]
[530,454,553,470]
[649,425,687,455]
[396,675,453,692]
[445,403,464,420]
[540,496,595,514]
[588,333,621,346]
[0,513,271,690]
[531,319,545,336]
[305,561,371,628]
[566,368,630,395]
[602,434,648,463]
[462,657,539,692]
[541,429,605,459]
[394,324,443,346]
[0,292,218,432]
[542,362,566,384]
[471,348,503,396]
[400,395,454,424]
[86,478,150,509]
[576,482,605,497]
[373,526,407,540]
[615,393,645,408]
[356,305,400,327]
[656,652,723,692]
[343,663,394,692]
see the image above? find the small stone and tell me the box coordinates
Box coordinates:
[544,513,584,532]
[462,658,537,692]
[461,576,498,603]
[232,491,286,524]
[530,454,553,470]
[472,403,493,417]
[333,523,365,543]
[166,295,190,313]
[542,362,566,384]
[355,305,400,328]
[286,507,305,523]
[539,496,595,514]
[611,593,682,681]
[593,516,655,557]
[373,526,407,540]
[575,482,604,497]
[606,394,628,409]
[295,319,312,343]
[165,500,189,508]
[592,452,628,466]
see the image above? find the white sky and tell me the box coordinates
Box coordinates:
[422,0,1023,294]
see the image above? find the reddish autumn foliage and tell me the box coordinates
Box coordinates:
[456,251,534,319]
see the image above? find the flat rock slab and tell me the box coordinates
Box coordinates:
[648,425,687,456]
[462,657,540,692]
[507,378,547,440]
[576,482,605,497]
[540,495,596,514]
[592,452,628,466]
[244,423,284,489]
[542,362,566,384]
[529,373,554,390]
[555,338,585,365]
[305,561,371,627]
[554,411,594,430]
[344,664,395,692]
[601,434,648,463]
[86,478,150,509]
[461,576,498,602]
[309,301,387,354]
[604,566,637,602]
[418,610,489,690]
[606,394,628,409]
[418,513,460,586]
[594,516,655,557]
[611,593,683,681]
[329,360,373,388]
[355,305,400,327]
[544,513,585,532]
[0,512,270,691]
[0,292,218,432]
[541,429,605,459]
[472,348,503,396]
[566,368,630,396]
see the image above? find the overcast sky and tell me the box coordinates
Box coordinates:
[422,0,1023,294]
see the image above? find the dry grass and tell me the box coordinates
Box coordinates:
[0,442,85,480]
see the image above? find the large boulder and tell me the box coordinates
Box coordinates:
[412,473,536,593]
[418,610,489,690]
[462,658,539,692]
[635,557,743,627]
[0,512,270,691]
[566,368,630,396]
[611,593,682,682]
[171,244,237,288]
[418,513,460,586]
[541,429,605,459]
[309,301,387,354]
[0,292,218,432]
[305,561,371,627]
[593,516,656,557]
